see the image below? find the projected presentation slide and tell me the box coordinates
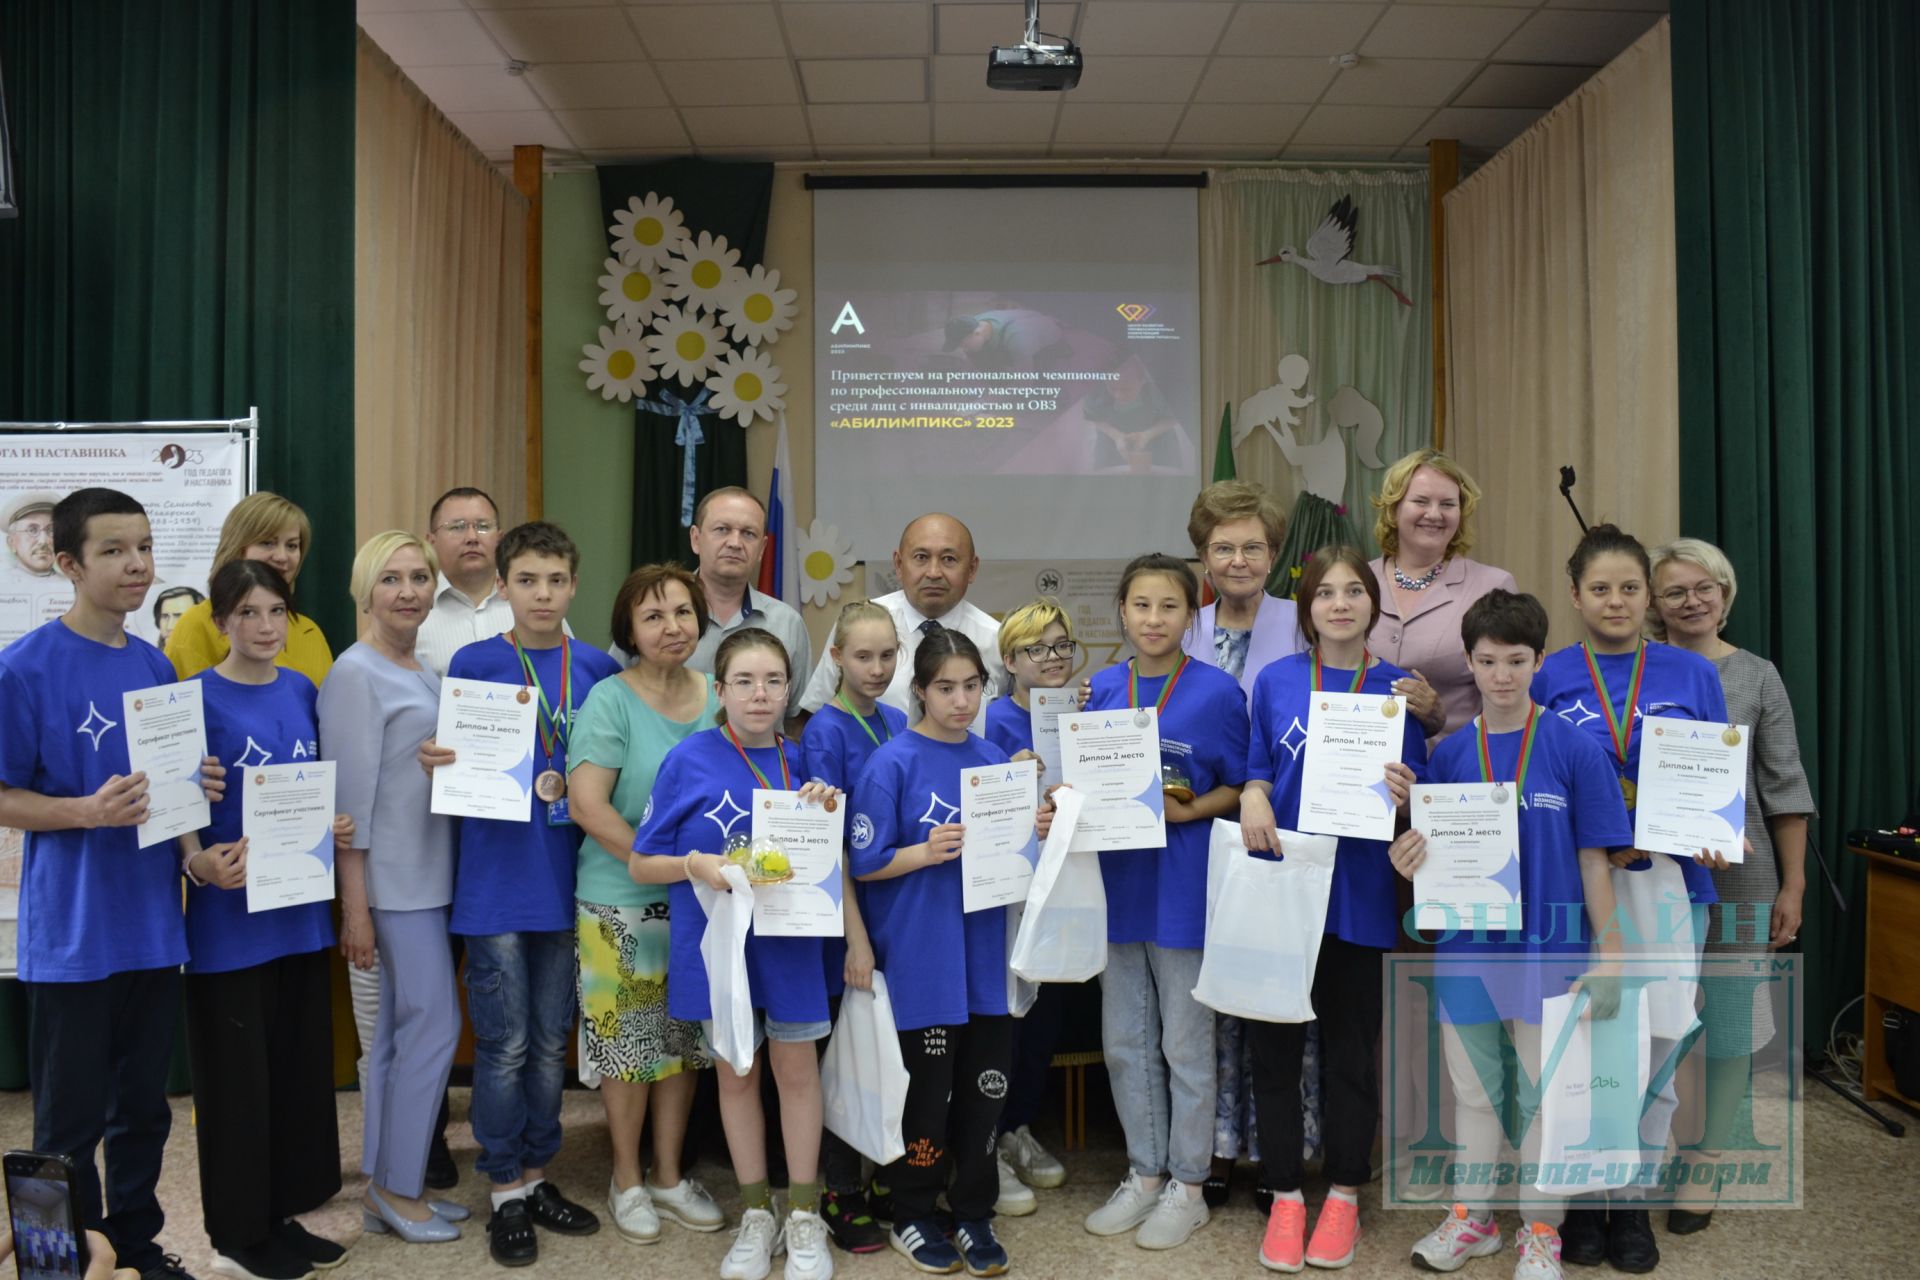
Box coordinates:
[815,186,1200,560]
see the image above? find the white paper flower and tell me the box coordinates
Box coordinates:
[645,305,728,387]
[703,346,787,426]
[609,192,689,268]
[796,518,855,606]
[597,257,667,327]
[662,230,746,316]
[720,264,798,346]
[578,324,654,403]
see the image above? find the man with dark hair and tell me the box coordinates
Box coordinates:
[151,585,204,648]
[0,488,226,1280]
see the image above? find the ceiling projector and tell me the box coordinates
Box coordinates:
[988,1,1081,91]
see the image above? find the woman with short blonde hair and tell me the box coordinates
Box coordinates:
[167,491,333,685]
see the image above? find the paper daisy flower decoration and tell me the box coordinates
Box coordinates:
[663,230,746,316]
[609,192,689,268]
[795,518,856,606]
[703,346,787,426]
[720,264,798,346]
[579,323,654,403]
[597,257,666,327]
[645,305,728,387]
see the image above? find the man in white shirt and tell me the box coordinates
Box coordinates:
[609,486,811,723]
[798,513,1005,731]
[415,487,513,678]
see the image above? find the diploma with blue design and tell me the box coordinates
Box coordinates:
[1062,708,1166,853]
[750,790,847,937]
[1297,692,1405,841]
[123,680,211,849]
[429,678,539,821]
[1410,783,1522,932]
[244,762,337,912]
[1633,716,1750,863]
[960,760,1040,912]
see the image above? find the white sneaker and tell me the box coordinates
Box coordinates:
[995,1155,1037,1217]
[1135,1180,1209,1250]
[783,1208,833,1280]
[1410,1205,1502,1272]
[1084,1172,1161,1236]
[998,1125,1067,1189]
[721,1207,781,1280]
[651,1177,727,1232]
[1511,1226,1564,1280]
[608,1178,661,1244]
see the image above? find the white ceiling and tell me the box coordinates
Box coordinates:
[358,0,1668,167]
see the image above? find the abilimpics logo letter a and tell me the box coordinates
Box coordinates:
[831,301,865,335]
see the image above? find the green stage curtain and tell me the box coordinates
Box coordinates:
[1672,0,1920,1048]
[597,160,772,570]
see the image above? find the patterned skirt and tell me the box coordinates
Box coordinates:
[576,899,710,1083]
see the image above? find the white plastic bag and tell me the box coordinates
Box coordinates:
[1192,819,1337,1023]
[694,864,758,1077]
[1534,988,1652,1194]
[1005,902,1038,1017]
[821,971,911,1165]
[1010,790,1107,983]
[1609,855,1704,1040]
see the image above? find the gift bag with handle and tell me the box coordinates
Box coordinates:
[1533,987,1652,1195]
[1010,789,1107,983]
[1192,819,1337,1023]
[693,864,758,1076]
[1006,902,1038,1017]
[821,971,911,1165]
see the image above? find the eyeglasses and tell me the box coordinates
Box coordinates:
[1206,541,1272,563]
[1019,640,1077,662]
[1657,582,1723,606]
[436,519,498,537]
[8,520,52,538]
[725,675,788,697]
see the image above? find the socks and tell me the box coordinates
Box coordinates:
[1275,1189,1306,1203]
[1326,1187,1358,1207]
[788,1180,821,1214]
[490,1185,530,1211]
[740,1180,773,1212]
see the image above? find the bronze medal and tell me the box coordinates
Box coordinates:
[534,769,567,803]
[1620,777,1637,810]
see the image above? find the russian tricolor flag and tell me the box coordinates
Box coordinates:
[757,412,799,608]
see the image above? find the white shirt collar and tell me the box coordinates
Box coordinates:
[436,571,500,612]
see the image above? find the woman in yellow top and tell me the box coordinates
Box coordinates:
[166,491,333,685]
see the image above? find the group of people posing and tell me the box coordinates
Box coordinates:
[0,448,1809,1280]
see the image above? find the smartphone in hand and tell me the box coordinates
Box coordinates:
[4,1151,88,1280]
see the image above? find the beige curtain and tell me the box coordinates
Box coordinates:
[1445,18,1679,643]
[355,33,527,546]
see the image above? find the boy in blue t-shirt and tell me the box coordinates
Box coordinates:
[437,522,618,1266]
[0,489,226,1280]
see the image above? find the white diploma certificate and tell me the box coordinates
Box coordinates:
[1411,782,1523,932]
[1028,688,1077,792]
[1296,692,1406,842]
[750,790,848,937]
[1063,708,1166,853]
[1633,716,1751,862]
[244,762,337,912]
[122,681,210,849]
[961,760,1040,912]
[430,678,539,821]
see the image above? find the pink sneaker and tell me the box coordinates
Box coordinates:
[1411,1204,1503,1272]
[1260,1198,1308,1273]
[1305,1195,1361,1268]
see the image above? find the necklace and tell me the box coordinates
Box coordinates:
[1392,559,1445,591]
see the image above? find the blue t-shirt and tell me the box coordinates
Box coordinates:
[1531,642,1725,905]
[983,694,1035,758]
[1426,710,1634,1024]
[448,635,622,936]
[1088,660,1249,949]
[0,620,188,982]
[801,699,907,997]
[186,669,335,974]
[632,727,828,1024]
[1247,650,1430,950]
[850,730,1015,1031]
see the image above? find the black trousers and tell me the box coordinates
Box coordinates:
[999,982,1068,1134]
[1248,935,1384,1191]
[27,967,181,1274]
[183,949,343,1251]
[885,1017,1013,1223]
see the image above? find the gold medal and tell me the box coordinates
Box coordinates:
[1382,699,1400,718]
[534,769,567,803]
[1620,777,1637,810]
[1721,727,1742,747]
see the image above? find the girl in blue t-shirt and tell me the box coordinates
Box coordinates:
[1238,547,1425,1273]
[630,628,840,1280]
[1526,524,1729,1272]
[1388,590,1631,1279]
[799,598,905,1255]
[179,560,353,1274]
[1081,555,1249,1251]
[850,630,1056,1278]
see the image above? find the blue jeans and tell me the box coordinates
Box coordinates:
[464,930,577,1184]
[1101,941,1217,1187]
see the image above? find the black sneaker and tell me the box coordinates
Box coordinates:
[822,1188,887,1254]
[424,1135,459,1191]
[488,1199,538,1268]
[1201,1171,1230,1209]
[525,1181,601,1236]
[1606,1206,1660,1273]
[208,1240,312,1280]
[140,1255,198,1280]
[1666,1207,1713,1235]
[270,1219,347,1271]
[868,1179,898,1227]
[1253,1182,1275,1217]
[1558,1206,1608,1267]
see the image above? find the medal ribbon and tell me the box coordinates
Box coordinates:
[723,721,792,790]
[1580,641,1647,769]
[1311,647,1370,694]
[1128,653,1190,713]
[1476,703,1541,795]
[509,632,571,767]
[835,691,890,748]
